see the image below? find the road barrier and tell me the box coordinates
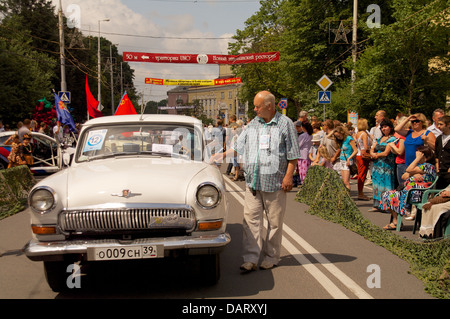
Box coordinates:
[296,165,449,299]
[0,166,36,219]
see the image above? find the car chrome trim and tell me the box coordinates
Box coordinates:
[24,233,231,260]
[58,204,196,233]
[28,186,58,215]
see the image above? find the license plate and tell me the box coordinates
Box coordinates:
[87,245,162,261]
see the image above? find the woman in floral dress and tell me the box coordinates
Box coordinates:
[369,120,397,211]
[379,145,436,230]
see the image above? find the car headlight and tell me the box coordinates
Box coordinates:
[196,183,221,209]
[29,187,56,214]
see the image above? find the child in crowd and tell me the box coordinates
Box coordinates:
[309,134,321,164]
[312,145,333,169]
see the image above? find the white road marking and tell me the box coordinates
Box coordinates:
[223,177,373,299]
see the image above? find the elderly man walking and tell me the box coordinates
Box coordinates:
[212,91,300,272]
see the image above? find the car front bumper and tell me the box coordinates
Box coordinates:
[24,232,231,262]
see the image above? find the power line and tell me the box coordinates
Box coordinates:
[81,29,234,40]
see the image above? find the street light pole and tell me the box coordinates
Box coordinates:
[98,19,109,110]
[351,0,358,94]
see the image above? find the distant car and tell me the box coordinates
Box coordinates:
[0,131,73,173]
[24,114,230,291]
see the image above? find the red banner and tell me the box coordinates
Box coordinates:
[123,52,279,65]
[145,77,241,86]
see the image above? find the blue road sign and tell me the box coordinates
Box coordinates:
[318,91,331,104]
[278,98,288,109]
[58,91,71,104]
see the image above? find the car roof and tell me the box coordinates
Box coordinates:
[82,114,203,127]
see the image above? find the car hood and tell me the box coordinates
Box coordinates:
[67,157,208,208]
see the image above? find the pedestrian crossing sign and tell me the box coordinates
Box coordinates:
[58,91,71,104]
[318,91,331,104]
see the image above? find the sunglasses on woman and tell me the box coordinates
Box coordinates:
[411,119,422,124]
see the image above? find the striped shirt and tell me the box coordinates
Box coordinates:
[232,112,301,192]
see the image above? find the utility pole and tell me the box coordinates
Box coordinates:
[120,62,123,96]
[110,45,115,115]
[98,19,109,110]
[351,0,358,94]
[58,0,67,92]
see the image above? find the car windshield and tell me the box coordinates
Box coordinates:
[76,124,203,163]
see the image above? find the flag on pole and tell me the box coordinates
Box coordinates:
[115,91,137,116]
[54,93,76,132]
[85,74,103,118]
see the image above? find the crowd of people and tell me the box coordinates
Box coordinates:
[209,105,449,243]
[1,118,78,169]
[290,108,449,239]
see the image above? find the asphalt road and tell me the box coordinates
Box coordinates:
[0,173,434,300]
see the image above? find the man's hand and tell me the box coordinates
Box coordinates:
[208,152,223,164]
[282,175,293,192]
[282,159,297,192]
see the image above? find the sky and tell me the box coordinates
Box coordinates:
[52,0,262,103]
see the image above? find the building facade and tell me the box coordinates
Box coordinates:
[166,66,248,124]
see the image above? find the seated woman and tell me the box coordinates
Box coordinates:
[419,185,450,238]
[379,145,436,230]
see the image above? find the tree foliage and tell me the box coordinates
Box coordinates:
[230,0,449,123]
[0,0,138,126]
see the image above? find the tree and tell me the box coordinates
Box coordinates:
[0,13,56,125]
[342,0,450,118]
[0,0,139,125]
[230,0,448,123]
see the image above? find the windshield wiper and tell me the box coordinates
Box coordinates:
[139,151,172,157]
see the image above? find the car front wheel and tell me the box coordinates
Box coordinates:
[43,261,71,292]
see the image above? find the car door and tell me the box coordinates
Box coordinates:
[29,133,62,174]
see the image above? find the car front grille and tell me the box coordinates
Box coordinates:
[59,207,196,233]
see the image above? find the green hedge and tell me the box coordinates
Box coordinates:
[295,165,450,299]
[0,166,36,219]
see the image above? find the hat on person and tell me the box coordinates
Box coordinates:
[312,134,321,142]
[295,121,302,127]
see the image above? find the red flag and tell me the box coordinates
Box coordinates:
[115,92,137,116]
[86,74,103,118]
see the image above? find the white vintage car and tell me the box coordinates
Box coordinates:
[24,114,230,291]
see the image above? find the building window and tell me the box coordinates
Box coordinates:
[228,91,232,99]
[221,92,225,99]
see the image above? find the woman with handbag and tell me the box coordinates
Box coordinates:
[355,119,372,201]
[332,126,358,192]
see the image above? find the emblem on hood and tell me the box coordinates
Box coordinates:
[111,189,141,198]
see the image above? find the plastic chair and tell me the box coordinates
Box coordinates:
[403,177,440,233]
[395,177,439,232]
[415,188,450,238]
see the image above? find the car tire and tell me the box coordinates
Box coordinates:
[43,261,70,292]
[199,254,220,285]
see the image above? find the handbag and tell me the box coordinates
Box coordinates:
[361,149,372,161]
[343,152,358,175]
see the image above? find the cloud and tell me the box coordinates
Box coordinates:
[53,0,239,101]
